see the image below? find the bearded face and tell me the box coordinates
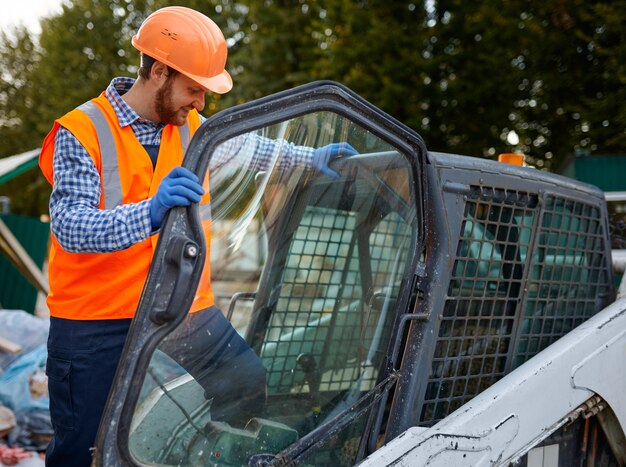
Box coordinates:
[154,75,181,125]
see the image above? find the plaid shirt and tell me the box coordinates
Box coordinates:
[50,77,314,253]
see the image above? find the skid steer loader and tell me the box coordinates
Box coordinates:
[93,81,625,466]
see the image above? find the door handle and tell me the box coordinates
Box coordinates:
[150,235,199,325]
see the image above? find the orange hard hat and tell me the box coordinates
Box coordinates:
[132,6,232,94]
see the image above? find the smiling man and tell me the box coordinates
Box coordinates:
[38,7,229,466]
[38,6,358,466]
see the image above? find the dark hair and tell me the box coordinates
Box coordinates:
[138,54,179,80]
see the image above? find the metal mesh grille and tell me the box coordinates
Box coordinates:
[514,197,607,366]
[420,188,610,425]
[261,207,411,395]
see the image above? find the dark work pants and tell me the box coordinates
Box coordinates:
[161,306,268,426]
[45,317,132,467]
[45,307,266,467]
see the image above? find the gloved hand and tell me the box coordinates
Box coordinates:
[150,166,205,230]
[312,142,358,178]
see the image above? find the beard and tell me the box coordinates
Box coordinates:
[155,76,187,126]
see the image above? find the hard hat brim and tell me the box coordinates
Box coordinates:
[189,69,233,95]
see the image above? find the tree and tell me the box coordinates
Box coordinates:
[312,1,430,129]
[0,27,39,155]
[0,0,246,215]
[511,0,626,169]
[1,0,625,216]
[235,0,625,170]
[225,0,326,103]
[0,26,50,216]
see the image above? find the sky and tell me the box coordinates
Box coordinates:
[0,0,64,34]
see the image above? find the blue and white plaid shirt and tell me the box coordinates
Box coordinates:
[50,77,314,253]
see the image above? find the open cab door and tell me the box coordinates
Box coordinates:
[93,81,426,466]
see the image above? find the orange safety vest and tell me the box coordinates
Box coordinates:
[39,92,214,320]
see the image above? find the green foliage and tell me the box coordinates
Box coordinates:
[0,27,39,155]
[235,0,626,171]
[0,0,624,215]
[228,0,325,102]
[0,0,245,215]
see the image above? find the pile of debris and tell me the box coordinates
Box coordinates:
[0,310,50,466]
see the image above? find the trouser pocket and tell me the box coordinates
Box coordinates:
[46,355,74,430]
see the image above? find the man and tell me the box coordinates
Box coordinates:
[39,6,355,466]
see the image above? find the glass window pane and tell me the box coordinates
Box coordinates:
[127,111,418,465]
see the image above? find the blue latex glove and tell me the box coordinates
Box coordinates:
[312,142,358,178]
[150,166,205,230]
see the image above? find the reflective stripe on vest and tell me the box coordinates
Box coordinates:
[77,101,191,209]
[180,120,190,152]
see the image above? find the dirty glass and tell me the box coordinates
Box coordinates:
[127,111,418,466]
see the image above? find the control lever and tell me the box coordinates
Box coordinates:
[296,353,321,422]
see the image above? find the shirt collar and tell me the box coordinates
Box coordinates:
[105,77,165,130]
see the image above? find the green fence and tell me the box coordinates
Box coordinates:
[560,153,626,192]
[0,214,50,314]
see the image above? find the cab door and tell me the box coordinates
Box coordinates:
[94,81,426,466]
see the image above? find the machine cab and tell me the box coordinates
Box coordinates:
[94,81,614,466]
[94,81,426,466]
